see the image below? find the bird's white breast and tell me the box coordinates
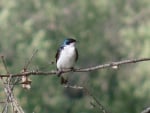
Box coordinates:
[57,44,76,70]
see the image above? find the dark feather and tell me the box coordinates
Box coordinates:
[75,48,78,62]
[55,46,63,62]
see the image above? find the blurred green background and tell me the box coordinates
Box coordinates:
[0,0,150,113]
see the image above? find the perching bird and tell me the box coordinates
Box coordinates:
[55,38,78,84]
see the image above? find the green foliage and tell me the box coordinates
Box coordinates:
[0,0,150,113]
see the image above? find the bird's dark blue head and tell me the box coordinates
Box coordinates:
[62,38,76,46]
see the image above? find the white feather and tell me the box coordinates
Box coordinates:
[57,43,76,70]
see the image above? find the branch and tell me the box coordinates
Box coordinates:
[76,58,150,72]
[141,107,150,113]
[125,8,150,25]
[23,49,38,70]
[1,56,10,74]
[0,56,25,113]
[0,58,150,78]
[84,87,110,113]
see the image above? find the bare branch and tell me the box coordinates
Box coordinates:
[76,58,150,72]
[0,58,150,78]
[0,56,25,113]
[141,107,150,113]
[84,87,110,113]
[0,57,150,113]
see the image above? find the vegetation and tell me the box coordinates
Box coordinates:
[0,0,150,113]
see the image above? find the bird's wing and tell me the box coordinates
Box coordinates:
[75,48,78,62]
[55,46,63,62]
[55,48,60,62]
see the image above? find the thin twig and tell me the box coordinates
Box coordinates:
[63,84,83,89]
[0,58,150,78]
[1,103,8,113]
[24,49,38,70]
[126,8,150,26]
[84,87,110,113]
[1,56,9,74]
[0,101,5,103]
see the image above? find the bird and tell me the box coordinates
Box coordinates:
[55,38,78,84]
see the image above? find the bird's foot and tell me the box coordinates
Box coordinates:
[57,71,62,77]
[61,77,68,85]
[70,67,75,72]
